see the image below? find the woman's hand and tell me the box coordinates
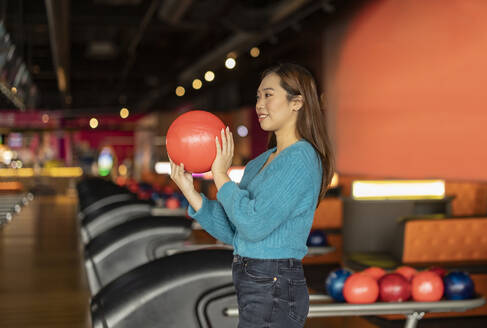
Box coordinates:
[169,158,203,211]
[211,126,233,190]
[169,158,194,195]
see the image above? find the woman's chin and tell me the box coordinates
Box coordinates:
[258,122,272,131]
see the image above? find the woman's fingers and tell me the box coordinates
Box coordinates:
[226,127,233,156]
[169,158,185,179]
[169,160,176,176]
[220,128,227,153]
[215,134,221,156]
[230,132,234,156]
[222,126,234,157]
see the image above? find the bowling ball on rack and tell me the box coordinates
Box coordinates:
[362,267,387,281]
[306,230,328,247]
[175,193,189,208]
[411,271,444,302]
[166,110,226,173]
[325,268,353,302]
[165,196,180,209]
[343,273,379,304]
[151,191,161,202]
[443,271,475,300]
[428,266,447,278]
[395,266,418,281]
[378,273,411,302]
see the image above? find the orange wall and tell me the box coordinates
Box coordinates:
[328,0,487,181]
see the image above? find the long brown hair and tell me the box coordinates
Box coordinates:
[262,63,335,201]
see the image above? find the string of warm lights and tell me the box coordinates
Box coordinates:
[174,46,261,98]
[87,106,130,129]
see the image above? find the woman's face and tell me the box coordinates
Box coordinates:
[256,73,298,134]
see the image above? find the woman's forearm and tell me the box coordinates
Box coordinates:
[183,188,203,212]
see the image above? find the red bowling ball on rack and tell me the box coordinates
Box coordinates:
[428,266,448,278]
[362,267,387,281]
[378,273,411,302]
[411,271,444,302]
[395,266,418,281]
[343,273,379,304]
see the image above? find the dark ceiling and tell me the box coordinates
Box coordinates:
[1,0,354,117]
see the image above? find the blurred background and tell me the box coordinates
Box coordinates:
[0,0,486,327]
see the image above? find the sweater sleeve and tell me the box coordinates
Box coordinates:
[216,153,315,242]
[187,193,235,245]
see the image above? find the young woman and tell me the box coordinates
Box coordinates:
[169,63,334,327]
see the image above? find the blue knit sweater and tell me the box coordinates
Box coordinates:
[188,140,322,259]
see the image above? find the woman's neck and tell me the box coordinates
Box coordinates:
[274,130,300,154]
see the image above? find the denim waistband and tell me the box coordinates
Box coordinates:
[233,254,302,266]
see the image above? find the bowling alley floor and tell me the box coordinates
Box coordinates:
[0,194,485,328]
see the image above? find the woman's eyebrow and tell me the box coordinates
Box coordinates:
[257,87,274,93]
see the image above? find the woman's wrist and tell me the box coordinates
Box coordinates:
[182,187,203,212]
[213,172,231,190]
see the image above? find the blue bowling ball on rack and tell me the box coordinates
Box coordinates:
[173,193,188,208]
[179,197,189,208]
[326,268,353,302]
[443,271,475,300]
[151,192,161,202]
[307,230,328,247]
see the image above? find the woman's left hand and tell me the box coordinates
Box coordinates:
[211,126,234,177]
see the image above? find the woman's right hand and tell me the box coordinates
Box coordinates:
[169,158,194,194]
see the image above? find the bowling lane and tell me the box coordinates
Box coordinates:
[0,194,91,328]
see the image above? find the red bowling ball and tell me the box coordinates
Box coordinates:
[343,273,379,304]
[411,271,444,302]
[166,110,226,173]
[165,197,180,209]
[378,273,411,302]
[362,267,387,281]
[395,266,418,281]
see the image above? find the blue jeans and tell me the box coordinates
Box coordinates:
[232,255,309,328]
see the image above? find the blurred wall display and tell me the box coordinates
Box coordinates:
[97,146,116,177]
[326,0,487,181]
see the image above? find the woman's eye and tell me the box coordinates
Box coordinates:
[265,93,272,98]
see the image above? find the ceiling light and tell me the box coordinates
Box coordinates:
[89,118,99,129]
[175,86,185,96]
[250,47,260,58]
[120,107,129,119]
[192,79,202,90]
[204,71,215,82]
[225,58,236,70]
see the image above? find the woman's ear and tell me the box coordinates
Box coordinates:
[292,95,304,111]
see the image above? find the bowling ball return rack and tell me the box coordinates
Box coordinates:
[224,294,485,328]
